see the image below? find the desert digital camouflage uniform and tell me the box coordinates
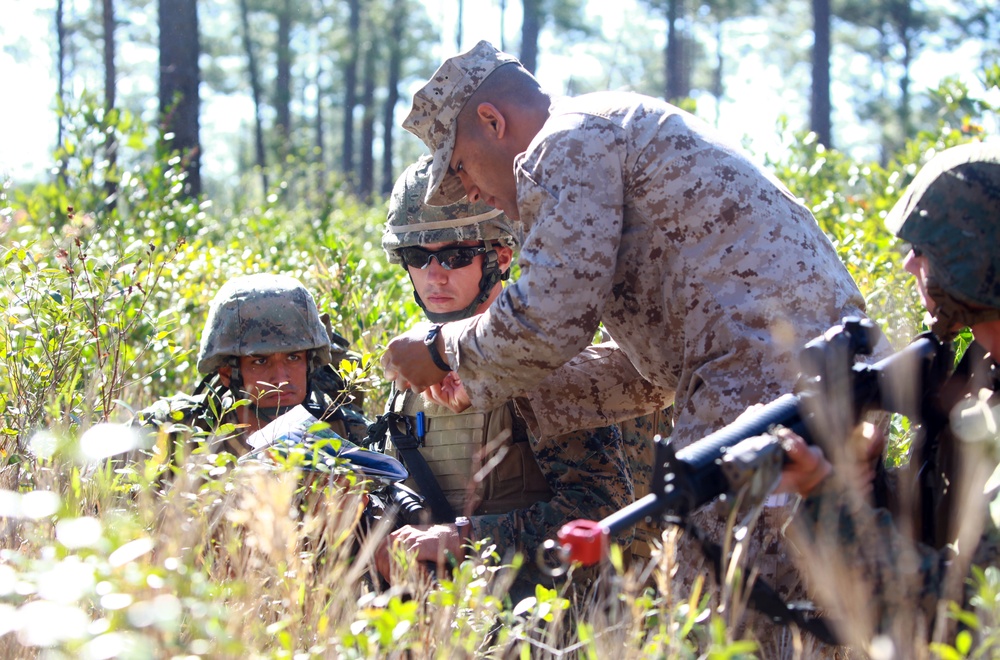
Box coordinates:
[403,41,881,449]
[378,157,635,594]
[402,41,889,654]
[137,274,369,458]
[791,143,1000,648]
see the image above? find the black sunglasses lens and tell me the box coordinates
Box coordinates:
[400,247,432,268]
[401,246,481,270]
[437,248,479,269]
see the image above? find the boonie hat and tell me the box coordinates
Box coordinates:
[401,40,520,206]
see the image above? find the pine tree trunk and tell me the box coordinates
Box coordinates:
[56,0,67,183]
[810,0,833,147]
[520,0,540,74]
[499,0,507,51]
[275,0,293,154]
[341,0,361,188]
[237,0,266,191]
[382,0,405,195]
[359,35,377,199]
[665,0,688,102]
[103,0,118,207]
[315,60,325,167]
[158,0,201,197]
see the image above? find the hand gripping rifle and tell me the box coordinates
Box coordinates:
[548,317,951,643]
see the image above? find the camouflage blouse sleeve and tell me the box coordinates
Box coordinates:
[134,392,212,432]
[441,116,627,411]
[468,423,634,562]
[794,388,1000,631]
[515,342,675,441]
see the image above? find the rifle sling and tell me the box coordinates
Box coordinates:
[380,411,457,524]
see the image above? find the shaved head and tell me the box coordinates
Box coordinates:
[460,63,548,123]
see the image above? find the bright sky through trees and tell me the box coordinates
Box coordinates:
[1,0,994,186]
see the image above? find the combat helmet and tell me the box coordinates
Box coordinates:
[383,155,520,322]
[197,273,332,375]
[884,142,1000,336]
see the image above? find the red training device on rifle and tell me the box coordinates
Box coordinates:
[556,519,609,566]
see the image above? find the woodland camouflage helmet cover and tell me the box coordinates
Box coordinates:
[884,141,1000,311]
[197,273,332,374]
[382,154,519,264]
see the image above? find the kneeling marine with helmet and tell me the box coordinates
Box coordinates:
[369,156,635,596]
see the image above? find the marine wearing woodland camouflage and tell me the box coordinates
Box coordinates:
[197,274,332,375]
[793,143,1000,647]
[137,274,368,457]
[885,142,1000,337]
[379,157,634,592]
[616,408,671,562]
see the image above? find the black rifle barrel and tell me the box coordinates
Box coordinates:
[597,335,941,537]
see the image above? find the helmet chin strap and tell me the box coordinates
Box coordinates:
[925,276,1000,340]
[248,403,298,425]
[412,239,508,323]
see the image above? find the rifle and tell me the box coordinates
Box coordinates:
[548,318,950,641]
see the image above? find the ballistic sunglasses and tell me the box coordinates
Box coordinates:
[399,245,487,270]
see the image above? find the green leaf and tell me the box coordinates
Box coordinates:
[928,643,961,660]
[956,629,973,655]
[307,420,331,434]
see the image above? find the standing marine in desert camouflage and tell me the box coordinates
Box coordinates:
[379,40,887,654]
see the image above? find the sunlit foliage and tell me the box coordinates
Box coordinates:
[0,73,997,658]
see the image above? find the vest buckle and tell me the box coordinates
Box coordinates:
[385,412,421,449]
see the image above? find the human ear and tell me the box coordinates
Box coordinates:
[217,366,232,387]
[497,245,514,273]
[476,102,506,139]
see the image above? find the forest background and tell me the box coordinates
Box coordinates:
[1,0,999,657]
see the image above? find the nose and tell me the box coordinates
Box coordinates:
[426,258,449,281]
[462,179,482,204]
[269,361,293,388]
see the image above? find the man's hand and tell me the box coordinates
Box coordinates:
[775,428,833,497]
[381,323,451,393]
[374,523,462,582]
[423,372,472,412]
[774,422,885,498]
